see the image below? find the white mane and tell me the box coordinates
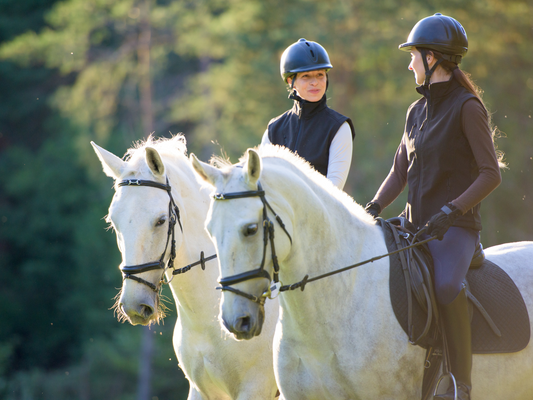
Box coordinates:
[256,144,372,224]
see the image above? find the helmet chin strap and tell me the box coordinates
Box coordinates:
[420,49,444,86]
[419,49,444,130]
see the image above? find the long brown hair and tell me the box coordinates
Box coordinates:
[430,50,483,100]
[429,49,506,168]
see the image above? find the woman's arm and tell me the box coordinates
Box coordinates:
[371,136,408,210]
[260,128,271,146]
[451,98,502,212]
[327,122,353,189]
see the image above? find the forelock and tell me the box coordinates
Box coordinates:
[120,134,188,179]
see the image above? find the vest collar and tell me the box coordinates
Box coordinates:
[291,94,328,120]
[416,76,462,100]
[415,76,462,130]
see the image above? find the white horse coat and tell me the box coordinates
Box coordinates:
[191,145,533,400]
[92,136,279,400]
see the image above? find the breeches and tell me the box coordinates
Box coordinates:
[428,226,479,306]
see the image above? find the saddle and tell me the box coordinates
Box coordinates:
[379,218,530,400]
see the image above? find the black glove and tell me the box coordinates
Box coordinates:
[425,203,462,240]
[365,201,381,219]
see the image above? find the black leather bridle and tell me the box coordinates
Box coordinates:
[117,178,183,292]
[213,181,292,304]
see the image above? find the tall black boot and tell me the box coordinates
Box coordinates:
[434,286,472,400]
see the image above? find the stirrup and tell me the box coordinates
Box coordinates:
[434,374,470,400]
[434,372,458,400]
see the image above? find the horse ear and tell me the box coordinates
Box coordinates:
[244,148,261,186]
[190,153,221,186]
[145,147,165,177]
[91,141,125,179]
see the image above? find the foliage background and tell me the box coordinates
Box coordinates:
[0,0,531,398]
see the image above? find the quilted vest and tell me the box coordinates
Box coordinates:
[267,95,355,177]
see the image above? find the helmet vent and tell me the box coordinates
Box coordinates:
[310,50,315,57]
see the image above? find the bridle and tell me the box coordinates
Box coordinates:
[117,178,183,292]
[213,181,292,304]
[116,178,217,291]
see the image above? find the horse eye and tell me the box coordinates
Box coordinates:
[243,223,259,237]
[156,217,166,227]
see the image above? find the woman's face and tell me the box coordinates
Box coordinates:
[409,48,427,85]
[288,69,327,102]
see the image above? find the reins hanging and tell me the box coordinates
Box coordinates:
[276,229,437,294]
[171,251,217,275]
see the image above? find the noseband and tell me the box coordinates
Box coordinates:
[213,181,292,304]
[117,178,183,292]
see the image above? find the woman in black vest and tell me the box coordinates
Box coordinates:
[365,14,502,400]
[261,38,355,189]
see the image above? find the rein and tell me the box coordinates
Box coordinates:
[117,178,215,292]
[277,227,437,294]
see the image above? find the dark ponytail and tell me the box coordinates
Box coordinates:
[430,50,483,101]
[430,50,507,168]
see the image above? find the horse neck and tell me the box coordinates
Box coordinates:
[163,159,220,318]
[273,173,389,337]
[263,163,386,291]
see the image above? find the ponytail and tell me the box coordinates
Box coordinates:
[431,50,507,168]
[431,51,483,100]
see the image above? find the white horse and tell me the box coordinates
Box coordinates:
[190,144,533,400]
[91,136,279,400]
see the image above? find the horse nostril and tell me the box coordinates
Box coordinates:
[236,316,251,333]
[140,304,154,318]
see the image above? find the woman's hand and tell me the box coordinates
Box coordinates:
[364,202,382,219]
[425,203,462,240]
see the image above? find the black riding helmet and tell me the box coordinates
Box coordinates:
[399,13,468,86]
[280,38,332,83]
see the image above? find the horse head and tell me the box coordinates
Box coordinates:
[92,138,187,326]
[191,148,293,340]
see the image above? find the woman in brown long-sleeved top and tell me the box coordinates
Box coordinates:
[365,14,503,400]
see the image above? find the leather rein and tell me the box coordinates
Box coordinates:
[117,178,216,292]
[213,182,437,303]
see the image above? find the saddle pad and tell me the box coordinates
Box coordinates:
[467,259,530,353]
[385,226,530,354]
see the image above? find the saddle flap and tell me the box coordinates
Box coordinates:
[382,217,439,347]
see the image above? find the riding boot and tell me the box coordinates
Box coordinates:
[434,286,472,400]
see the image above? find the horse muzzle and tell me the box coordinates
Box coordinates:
[119,289,158,326]
[221,305,265,340]
[121,303,156,326]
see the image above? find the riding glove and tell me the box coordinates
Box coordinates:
[425,203,463,240]
[364,201,381,219]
